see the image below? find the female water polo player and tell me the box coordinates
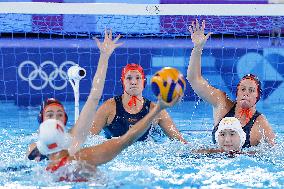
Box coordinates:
[89,63,187,143]
[27,98,67,161]
[186,20,275,147]
[37,96,180,182]
[194,117,250,156]
[27,30,123,160]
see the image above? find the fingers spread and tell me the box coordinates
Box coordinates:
[195,19,200,31]
[201,20,205,32]
[188,26,193,35]
[115,42,124,48]
[191,21,196,32]
[113,34,122,44]
[205,32,213,40]
[108,29,112,40]
[104,29,108,40]
[93,37,101,48]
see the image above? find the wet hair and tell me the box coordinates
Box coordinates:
[120,63,146,88]
[38,98,68,125]
[237,74,262,102]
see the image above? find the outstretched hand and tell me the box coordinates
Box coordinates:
[157,95,182,110]
[188,20,212,50]
[94,30,123,57]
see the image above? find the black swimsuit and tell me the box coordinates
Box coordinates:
[212,103,261,148]
[103,95,152,141]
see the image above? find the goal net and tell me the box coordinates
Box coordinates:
[0,2,283,107]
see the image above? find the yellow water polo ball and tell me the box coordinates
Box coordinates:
[151,67,186,103]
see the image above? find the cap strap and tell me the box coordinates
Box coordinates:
[239,108,253,123]
[127,96,142,107]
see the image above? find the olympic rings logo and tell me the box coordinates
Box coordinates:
[18,60,77,90]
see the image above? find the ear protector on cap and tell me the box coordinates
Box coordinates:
[38,98,68,125]
[236,74,262,102]
[120,63,147,89]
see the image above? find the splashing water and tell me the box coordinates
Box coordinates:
[1,101,284,188]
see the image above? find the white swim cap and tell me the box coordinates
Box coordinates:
[215,117,246,148]
[37,119,71,155]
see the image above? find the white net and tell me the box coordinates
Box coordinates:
[0,2,283,105]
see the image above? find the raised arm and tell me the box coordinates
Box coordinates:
[73,97,180,166]
[187,20,225,107]
[69,30,123,155]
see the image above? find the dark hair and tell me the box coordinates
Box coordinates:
[38,98,68,125]
[237,74,262,102]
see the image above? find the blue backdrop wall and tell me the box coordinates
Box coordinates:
[0,38,283,106]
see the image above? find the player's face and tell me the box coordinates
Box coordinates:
[236,79,258,109]
[123,70,144,96]
[43,105,66,125]
[218,129,241,152]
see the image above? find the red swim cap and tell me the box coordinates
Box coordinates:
[38,98,68,125]
[121,63,145,81]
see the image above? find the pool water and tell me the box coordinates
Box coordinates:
[0,100,284,188]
